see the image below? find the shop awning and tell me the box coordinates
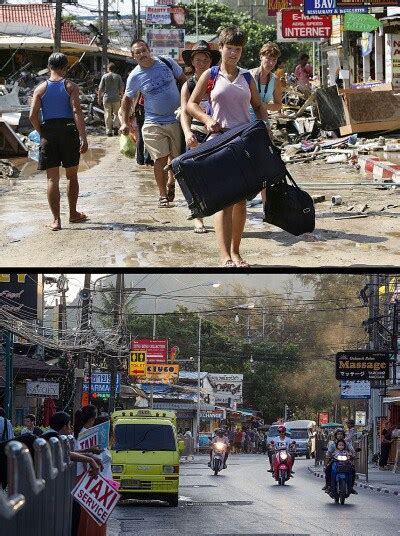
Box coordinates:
[382,396,400,404]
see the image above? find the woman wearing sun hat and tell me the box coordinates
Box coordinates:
[180,40,220,234]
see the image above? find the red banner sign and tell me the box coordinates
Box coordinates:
[281,10,332,39]
[267,0,302,16]
[318,412,330,425]
[131,338,168,363]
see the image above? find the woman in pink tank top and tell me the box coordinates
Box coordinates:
[187,26,270,268]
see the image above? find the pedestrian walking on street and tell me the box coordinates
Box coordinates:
[120,39,186,208]
[29,52,89,231]
[379,421,395,469]
[187,26,270,267]
[98,62,124,136]
[181,39,220,234]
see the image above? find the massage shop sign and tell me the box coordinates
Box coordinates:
[72,473,120,526]
[208,373,243,403]
[335,350,390,381]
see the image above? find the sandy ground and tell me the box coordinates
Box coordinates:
[1,134,400,268]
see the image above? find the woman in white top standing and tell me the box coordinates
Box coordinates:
[187,26,270,268]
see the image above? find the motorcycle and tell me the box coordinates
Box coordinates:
[271,441,295,485]
[329,453,354,505]
[210,441,227,476]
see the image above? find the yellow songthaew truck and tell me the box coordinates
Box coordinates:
[110,409,184,506]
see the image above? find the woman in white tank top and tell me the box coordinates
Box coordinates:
[187,26,270,268]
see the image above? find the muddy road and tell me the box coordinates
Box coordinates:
[1,135,400,268]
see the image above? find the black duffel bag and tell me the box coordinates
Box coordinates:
[264,171,315,236]
[171,120,287,218]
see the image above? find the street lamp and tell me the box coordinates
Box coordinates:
[152,282,220,340]
[196,303,254,452]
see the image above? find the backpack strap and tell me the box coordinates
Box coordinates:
[206,65,219,96]
[242,71,252,87]
[158,56,176,77]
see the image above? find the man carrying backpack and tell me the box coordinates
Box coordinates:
[120,39,186,208]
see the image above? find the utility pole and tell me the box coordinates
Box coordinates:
[3,330,13,421]
[102,0,109,75]
[110,274,123,414]
[54,0,63,52]
[74,273,92,414]
[132,0,137,39]
[137,0,141,39]
[368,274,381,456]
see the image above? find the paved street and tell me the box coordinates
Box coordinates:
[2,136,400,267]
[107,455,400,536]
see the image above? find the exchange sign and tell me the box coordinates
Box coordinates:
[281,10,332,39]
[128,350,147,377]
[304,0,368,15]
[336,351,390,381]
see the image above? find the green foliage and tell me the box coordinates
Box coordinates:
[179,0,310,68]
[95,276,367,425]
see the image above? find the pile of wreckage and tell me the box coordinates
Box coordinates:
[269,82,400,185]
[0,68,105,163]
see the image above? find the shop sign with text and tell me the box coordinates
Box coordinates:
[128,350,147,377]
[208,373,243,403]
[267,0,302,16]
[340,380,371,399]
[336,351,390,380]
[304,0,368,14]
[131,338,168,363]
[145,6,171,25]
[281,10,332,39]
[336,0,400,6]
[145,363,179,384]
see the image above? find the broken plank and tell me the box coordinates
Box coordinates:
[335,214,368,220]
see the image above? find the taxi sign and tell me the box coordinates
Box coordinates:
[128,350,147,377]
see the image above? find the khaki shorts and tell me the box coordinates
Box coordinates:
[142,121,182,161]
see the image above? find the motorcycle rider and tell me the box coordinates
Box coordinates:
[268,425,295,474]
[322,428,357,495]
[208,428,230,469]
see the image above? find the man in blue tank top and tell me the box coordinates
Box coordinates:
[29,53,88,231]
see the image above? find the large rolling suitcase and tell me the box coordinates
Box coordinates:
[171,120,287,218]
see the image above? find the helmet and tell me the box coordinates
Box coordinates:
[278,426,286,434]
[334,428,345,438]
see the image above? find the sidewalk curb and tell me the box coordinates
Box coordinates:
[358,155,400,183]
[307,465,400,497]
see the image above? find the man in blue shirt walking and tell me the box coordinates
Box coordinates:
[120,39,186,208]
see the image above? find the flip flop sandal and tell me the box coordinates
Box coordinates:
[49,224,61,231]
[194,226,208,234]
[69,213,88,223]
[234,259,250,268]
[166,183,175,202]
[158,196,170,208]
[221,259,236,268]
